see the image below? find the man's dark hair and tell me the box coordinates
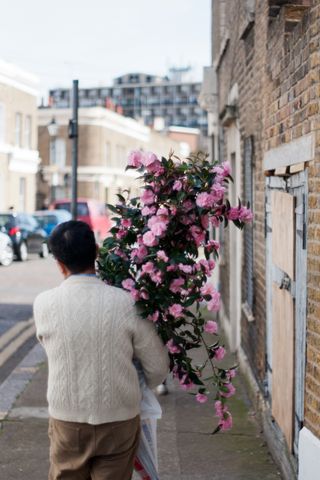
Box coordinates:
[49,221,96,273]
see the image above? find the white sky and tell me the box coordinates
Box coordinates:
[0,0,211,100]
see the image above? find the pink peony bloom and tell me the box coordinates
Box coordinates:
[157,250,169,262]
[213,161,231,178]
[190,225,206,246]
[141,205,157,216]
[168,304,184,318]
[211,184,226,202]
[116,229,126,240]
[207,290,221,312]
[196,259,216,275]
[215,400,227,417]
[220,412,233,431]
[220,383,236,398]
[150,270,163,285]
[122,278,135,291]
[178,263,193,274]
[227,207,241,221]
[127,150,144,168]
[147,311,160,322]
[173,180,183,191]
[204,320,218,334]
[114,248,127,259]
[157,207,169,216]
[167,264,176,272]
[170,277,185,293]
[140,290,149,300]
[182,199,194,211]
[130,289,141,301]
[196,393,208,404]
[214,346,226,361]
[120,218,132,228]
[142,231,158,247]
[166,339,181,354]
[196,192,215,209]
[148,215,169,236]
[140,189,156,205]
[205,240,220,252]
[143,152,159,167]
[210,216,221,228]
[200,283,216,297]
[141,261,155,275]
[239,206,253,223]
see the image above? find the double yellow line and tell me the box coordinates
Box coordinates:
[0,319,36,368]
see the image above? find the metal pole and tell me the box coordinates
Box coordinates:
[70,80,79,220]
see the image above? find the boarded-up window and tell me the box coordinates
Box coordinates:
[244,136,254,310]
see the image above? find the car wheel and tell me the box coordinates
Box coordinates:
[18,241,28,261]
[39,243,49,259]
[0,243,14,266]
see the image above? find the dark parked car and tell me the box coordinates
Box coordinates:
[33,209,72,236]
[0,212,48,261]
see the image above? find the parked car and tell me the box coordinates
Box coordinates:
[0,212,48,261]
[51,198,111,241]
[0,230,13,266]
[33,209,72,236]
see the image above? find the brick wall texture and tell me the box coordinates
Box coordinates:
[213,0,320,438]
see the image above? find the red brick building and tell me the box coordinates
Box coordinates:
[205,1,320,478]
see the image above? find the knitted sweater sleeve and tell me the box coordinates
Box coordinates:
[132,308,169,389]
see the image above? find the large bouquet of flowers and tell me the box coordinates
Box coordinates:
[98,150,252,432]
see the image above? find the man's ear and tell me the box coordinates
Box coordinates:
[56,260,69,277]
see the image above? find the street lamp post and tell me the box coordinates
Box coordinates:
[68,80,79,221]
[47,117,59,202]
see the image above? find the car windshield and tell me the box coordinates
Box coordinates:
[34,215,57,226]
[0,215,14,228]
[55,203,89,216]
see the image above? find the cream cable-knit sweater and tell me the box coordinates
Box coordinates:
[33,275,169,425]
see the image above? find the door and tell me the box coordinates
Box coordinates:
[266,172,308,455]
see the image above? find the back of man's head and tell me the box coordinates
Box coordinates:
[49,221,96,274]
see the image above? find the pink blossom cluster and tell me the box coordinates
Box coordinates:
[215,400,233,431]
[128,150,164,175]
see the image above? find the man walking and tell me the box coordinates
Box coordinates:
[34,221,169,480]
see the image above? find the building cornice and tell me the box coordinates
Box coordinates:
[0,59,39,97]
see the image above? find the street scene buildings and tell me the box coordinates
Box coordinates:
[0,0,320,479]
[0,59,40,213]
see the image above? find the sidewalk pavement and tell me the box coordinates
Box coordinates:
[0,344,282,480]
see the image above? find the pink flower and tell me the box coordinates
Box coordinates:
[215,400,227,417]
[220,412,233,431]
[166,339,181,354]
[196,259,216,275]
[190,225,206,246]
[147,311,159,322]
[196,192,215,209]
[157,207,169,216]
[170,277,185,293]
[178,263,193,274]
[196,393,208,404]
[143,152,159,167]
[226,369,237,381]
[207,290,221,312]
[130,289,140,301]
[142,231,158,247]
[148,215,169,236]
[200,283,216,297]
[141,206,157,216]
[131,245,148,263]
[211,184,226,202]
[205,240,220,252]
[220,383,236,398]
[114,248,127,259]
[179,375,194,391]
[167,264,176,272]
[204,320,218,334]
[213,346,226,361]
[140,189,156,205]
[157,250,168,262]
[140,290,149,300]
[168,304,184,318]
[150,270,163,285]
[173,180,183,191]
[239,206,253,223]
[213,161,231,178]
[120,218,132,228]
[227,207,241,221]
[122,278,135,291]
[210,216,221,228]
[141,261,155,275]
[182,199,194,211]
[128,150,144,168]
[116,229,126,240]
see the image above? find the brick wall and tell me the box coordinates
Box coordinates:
[214,0,320,439]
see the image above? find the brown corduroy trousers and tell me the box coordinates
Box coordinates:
[48,415,140,480]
